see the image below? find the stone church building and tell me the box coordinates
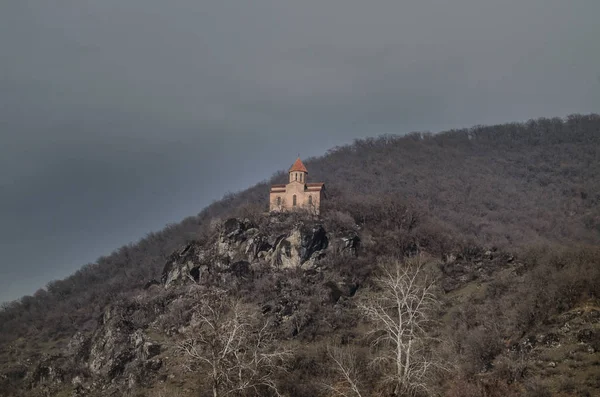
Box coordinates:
[269,158,325,214]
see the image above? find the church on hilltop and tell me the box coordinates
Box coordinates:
[269,158,325,214]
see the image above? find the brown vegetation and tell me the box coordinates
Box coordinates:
[1,114,599,396]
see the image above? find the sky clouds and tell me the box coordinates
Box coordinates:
[1,0,599,302]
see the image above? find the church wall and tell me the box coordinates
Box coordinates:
[269,182,322,214]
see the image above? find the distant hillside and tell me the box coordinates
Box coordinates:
[1,114,599,397]
[206,114,600,247]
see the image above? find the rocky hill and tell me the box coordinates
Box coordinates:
[1,114,600,396]
[2,210,599,397]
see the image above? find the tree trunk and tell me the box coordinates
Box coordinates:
[212,366,219,397]
[404,338,412,387]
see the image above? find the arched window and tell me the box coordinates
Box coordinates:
[276,197,281,206]
[293,195,297,206]
[295,173,297,181]
[300,173,303,182]
[308,195,313,206]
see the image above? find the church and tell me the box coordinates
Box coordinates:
[269,158,325,214]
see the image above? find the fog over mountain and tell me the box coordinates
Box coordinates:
[1,0,599,302]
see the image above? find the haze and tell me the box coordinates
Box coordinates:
[1,0,599,303]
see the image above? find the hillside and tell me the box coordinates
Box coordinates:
[1,114,599,397]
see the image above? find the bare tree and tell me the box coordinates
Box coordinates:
[324,345,365,397]
[177,289,291,397]
[359,257,439,397]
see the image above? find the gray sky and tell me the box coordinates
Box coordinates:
[1,0,599,303]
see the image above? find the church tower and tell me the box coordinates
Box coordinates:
[289,157,308,184]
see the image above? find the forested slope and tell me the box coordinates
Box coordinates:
[1,114,599,397]
[2,113,599,346]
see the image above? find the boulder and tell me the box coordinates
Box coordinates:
[143,279,161,289]
[143,342,161,360]
[331,233,360,257]
[323,281,359,303]
[161,242,212,287]
[144,359,163,371]
[273,224,328,269]
[577,328,596,344]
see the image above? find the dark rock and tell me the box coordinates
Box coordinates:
[161,243,197,284]
[324,281,344,303]
[280,240,292,258]
[229,261,251,278]
[331,233,361,257]
[540,333,560,346]
[161,242,211,287]
[268,234,287,248]
[441,278,461,293]
[143,342,161,360]
[2,364,28,382]
[161,260,176,285]
[278,299,294,317]
[342,234,360,251]
[246,234,272,260]
[300,225,328,262]
[577,328,596,344]
[222,218,254,241]
[178,244,192,256]
[323,281,357,303]
[143,279,160,289]
[144,359,163,372]
[521,335,536,351]
[189,266,201,282]
[29,356,65,386]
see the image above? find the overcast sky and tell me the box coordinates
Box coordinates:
[1,0,599,303]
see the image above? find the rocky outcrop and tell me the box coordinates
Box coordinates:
[9,303,168,395]
[66,331,90,363]
[15,216,354,393]
[88,306,135,378]
[331,232,361,257]
[87,305,162,385]
[269,224,328,269]
[161,218,332,287]
[161,242,212,287]
[439,248,518,293]
[28,356,65,386]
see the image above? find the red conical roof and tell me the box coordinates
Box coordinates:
[289,157,308,173]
